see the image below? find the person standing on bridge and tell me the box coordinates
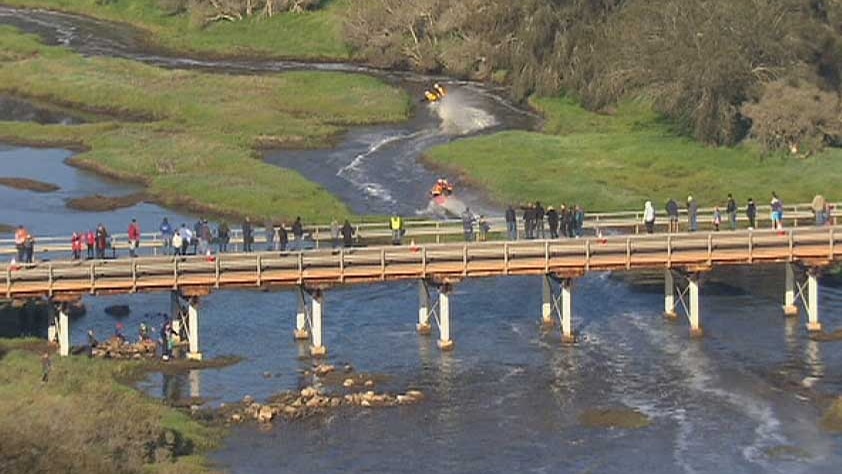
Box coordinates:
[522,204,534,239]
[71,232,82,260]
[179,224,192,256]
[746,198,757,229]
[217,221,230,253]
[86,229,95,259]
[687,195,699,232]
[341,219,355,247]
[14,225,29,263]
[159,217,173,255]
[643,201,656,234]
[505,205,517,240]
[535,201,545,239]
[242,217,253,253]
[546,206,559,239]
[128,218,141,258]
[770,192,784,230]
[726,194,738,230]
[292,217,304,250]
[574,205,585,237]
[95,224,108,260]
[330,218,340,249]
[712,207,722,231]
[462,208,476,242]
[389,212,405,245]
[278,223,289,251]
[665,198,679,233]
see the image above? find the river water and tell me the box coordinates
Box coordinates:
[1,7,841,474]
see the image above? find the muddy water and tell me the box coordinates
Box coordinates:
[1,6,841,474]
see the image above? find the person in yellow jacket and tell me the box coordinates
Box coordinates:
[389,212,405,245]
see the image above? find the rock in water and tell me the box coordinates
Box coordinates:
[257,406,274,423]
[104,305,130,318]
[579,407,651,429]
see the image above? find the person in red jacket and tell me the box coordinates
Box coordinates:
[128,218,141,258]
[71,232,82,260]
[85,230,95,259]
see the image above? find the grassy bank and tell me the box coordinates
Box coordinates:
[0,338,220,474]
[1,0,350,60]
[0,26,410,222]
[426,97,842,210]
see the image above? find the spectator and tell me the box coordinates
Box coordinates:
[95,224,108,259]
[574,205,585,238]
[330,218,340,249]
[643,201,656,234]
[23,234,34,263]
[86,229,95,259]
[341,219,355,247]
[127,218,140,258]
[242,217,253,252]
[771,192,784,230]
[389,212,405,245]
[534,201,545,239]
[217,221,230,253]
[172,231,183,256]
[523,204,534,239]
[71,232,82,260]
[478,215,490,241]
[461,208,475,242]
[179,224,192,255]
[665,198,679,233]
[746,198,757,229]
[546,206,559,239]
[505,205,517,241]
[811,194,828,226]
[713,207,722,231]
[14,225,28,263]
[687,195,698,232]
[278,223,288,251]
[159,217,173,255]
[292,217,304,250]
[726,194,738,230]
[199,219,212,254]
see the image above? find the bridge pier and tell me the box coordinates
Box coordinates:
[187,297,201,361]
[806,269,822,333]
[560,279,574,343]
[294,287,310,340]
[541,275,554,328]
[308,289,327,357]
[49,301,70,357]
[417,280,432,335]
[784,263,799,316]
[437,283,454,351]
[664,270,678,319]
[665,270,703,337]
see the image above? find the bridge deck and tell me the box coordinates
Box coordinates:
[3,227,838,299]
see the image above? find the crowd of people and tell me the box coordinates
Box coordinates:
[7,192,837,264]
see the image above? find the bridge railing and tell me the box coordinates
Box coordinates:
[0,202,835,258]
[2,226,838,298]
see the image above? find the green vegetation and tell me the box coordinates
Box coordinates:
[0,338,221,474]
[0,26,410,222]
[426,97,842,210]
[1,0,350,60]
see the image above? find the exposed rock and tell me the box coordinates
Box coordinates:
[314,364,335,377]
[405,390,424,400]
[0,177,60,193]
[343,378,355,388]
[230,413,243,423]
[257,405,274,423]
[66,192,146,212]
[364,380,374,388]
[579,407,651,430]
[242,395,254,405]
[104,304,131,318]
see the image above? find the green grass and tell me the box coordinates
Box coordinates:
[1,0,351,60]
[426,96,842,210]
[0,26,410,222]
[0,339,222,474]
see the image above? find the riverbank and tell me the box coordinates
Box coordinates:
[0,338,222,474]
[0,26,410,222]
[425,97,842,210]
[0,0,350,61]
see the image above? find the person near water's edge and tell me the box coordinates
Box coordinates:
[41,352,51,383]
[505,205,518,240]
[390,212,405,245]
[643,201,656,234]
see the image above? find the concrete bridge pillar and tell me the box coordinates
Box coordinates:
[417,280,432,335]
[807,269,822,333]
[310,289,327,357]
[437,283,454,351]
[187,297,202,361]
[664,270,677,319]
[560,278,575,344]
[294,287,310,340]
[542,275,554,328]
[688,274,703,338]
[784,263,799,316]
[50,302,70,357]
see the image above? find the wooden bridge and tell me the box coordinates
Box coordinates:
[3,225,838,359]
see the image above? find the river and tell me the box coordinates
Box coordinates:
[0,6,841,474]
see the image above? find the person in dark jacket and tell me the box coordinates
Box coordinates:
[217,221,230,253]
[726,194,738,230]
[574,205,585,237]
[505,205,517,241]
[341,220,355,247]
[746,198,757,229]
[242,217,253,252]
[534,201,545,239]
[278,223,289,251]
[523,205,534,239]
[687,195,699,232]
[292,217,304,250]
[546,206,559,239]
[665,198,679,233]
